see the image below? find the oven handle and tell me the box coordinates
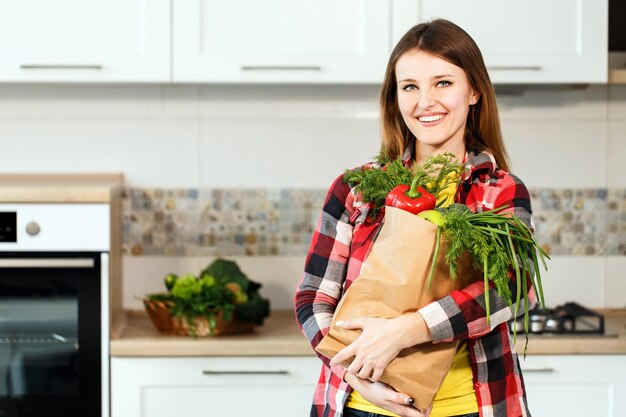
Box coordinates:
[0,258,95,268]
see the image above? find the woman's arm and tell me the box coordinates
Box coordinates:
[294,174,355,378]
[330,313,432,382]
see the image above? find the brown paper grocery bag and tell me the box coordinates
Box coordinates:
[316,206,481,411]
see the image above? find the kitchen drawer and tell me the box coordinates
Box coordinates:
[521,355,626,417]
[111,356,321,417]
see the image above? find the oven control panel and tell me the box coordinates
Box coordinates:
[0,204,109,250]
[0,212,17,242]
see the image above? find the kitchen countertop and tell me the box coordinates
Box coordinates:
[111,310,313,356]
[110,309,626,357]
[0,173,123,203]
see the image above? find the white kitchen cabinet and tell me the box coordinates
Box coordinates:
[112,354,626,417]
[111,356,321,417]
[0,0,170,83]
[521,355,626,417]
[173,0,390,83]
[392,0,608,84]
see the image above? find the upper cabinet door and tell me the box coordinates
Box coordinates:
[173,0,390,83]
[0,0,170,83]
[392,0,608,84]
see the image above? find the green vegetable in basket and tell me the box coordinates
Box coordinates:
[146,258,271,336]
[166,273,236,332]
[164,273,178,291]
[201,259,271,326]
[236,292,270,326]
[201,258,250,291]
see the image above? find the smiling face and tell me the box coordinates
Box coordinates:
[395,49,480,160]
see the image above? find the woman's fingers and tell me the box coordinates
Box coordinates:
[370,381,416,411]
[387,390,413,406]
[336,318,367,330]
[330,343,356,367]
[345,356,378,381]
[370,365,385,383]
[331,316,403,379]
[383,399,424,417]
[398,406,426,417]
[386,401,428,417]
[346,356,364,376]
[380,386,427,417]
[344,376,428,417]
[355,359,375,380]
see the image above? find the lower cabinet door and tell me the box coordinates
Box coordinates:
[520,355,626,417]
[111,356,321,417]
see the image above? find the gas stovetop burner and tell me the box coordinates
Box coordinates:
[511,302,605,335]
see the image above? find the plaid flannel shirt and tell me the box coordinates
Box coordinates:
[294,146,536,417]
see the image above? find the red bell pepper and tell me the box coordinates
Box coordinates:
[385,177,436,215]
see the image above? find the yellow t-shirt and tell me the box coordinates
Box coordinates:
[429,341,478,417]
[344,342,477,416]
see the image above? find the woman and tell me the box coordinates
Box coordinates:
[295,19,535,417]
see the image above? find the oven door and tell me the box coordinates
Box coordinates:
[0,252,102,417]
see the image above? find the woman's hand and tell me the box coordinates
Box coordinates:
[330,313,432,382]
[344,373,431,417]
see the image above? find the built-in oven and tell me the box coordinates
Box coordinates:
[0,204,109,417]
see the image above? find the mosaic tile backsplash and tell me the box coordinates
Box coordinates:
[123,188,626,257]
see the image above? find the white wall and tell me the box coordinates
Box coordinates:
[0,84,624,310]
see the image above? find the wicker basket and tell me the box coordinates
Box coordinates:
[143,299,255,337]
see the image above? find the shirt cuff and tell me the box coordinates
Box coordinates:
[418,297,457,343]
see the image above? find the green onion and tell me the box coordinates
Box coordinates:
[427,225,442,289]
[433,203,549,342]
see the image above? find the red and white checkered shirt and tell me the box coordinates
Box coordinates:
[294,146,536,417]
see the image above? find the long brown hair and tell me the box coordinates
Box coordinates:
[379,19,510,171]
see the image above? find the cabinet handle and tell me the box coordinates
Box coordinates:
[487,66,543,71]
[241,65,321,71]
[0,258,94,268]
[202,370,290,376]
[20,64,103,70]
[523,368,555,373]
